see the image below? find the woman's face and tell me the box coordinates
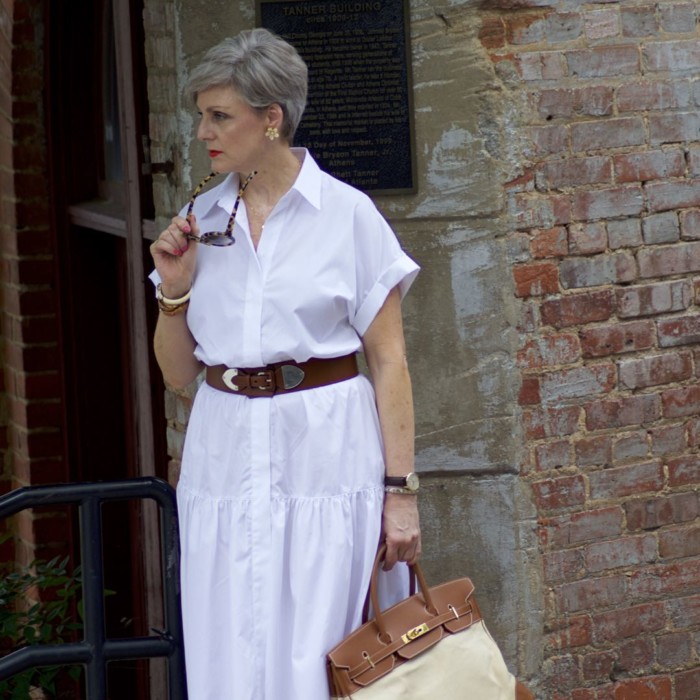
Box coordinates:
[195,85,268,174]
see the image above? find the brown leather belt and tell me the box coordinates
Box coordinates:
[205,353,359,398]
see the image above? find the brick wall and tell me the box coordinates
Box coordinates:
[483,1,700,697]
[0,0,67,567]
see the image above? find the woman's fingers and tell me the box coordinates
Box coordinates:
[381,495,421,571]
[151,216,195,257]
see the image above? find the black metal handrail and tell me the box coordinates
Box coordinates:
[0,477,187,699]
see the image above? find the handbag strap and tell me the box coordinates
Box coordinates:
[361,549,417,624]
[369,545,438,643]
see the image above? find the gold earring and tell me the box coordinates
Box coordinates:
[266,126,280,141]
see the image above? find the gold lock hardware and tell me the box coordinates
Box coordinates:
[401,622,429,644]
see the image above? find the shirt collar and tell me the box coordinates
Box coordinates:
[202,148,322,218]
[289,148,322,211]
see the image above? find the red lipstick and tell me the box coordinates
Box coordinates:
[209,150,223,158]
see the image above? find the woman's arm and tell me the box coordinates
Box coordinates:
[153,312,203,389]
[150,215,204,389]
[362,286,421,571]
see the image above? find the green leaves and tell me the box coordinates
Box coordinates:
[0,555,83,699]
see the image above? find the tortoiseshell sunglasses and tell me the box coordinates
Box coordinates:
[184,170,257,247]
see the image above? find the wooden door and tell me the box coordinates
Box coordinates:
[47,0,168,697]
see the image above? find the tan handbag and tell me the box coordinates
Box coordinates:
[327,547,535,699]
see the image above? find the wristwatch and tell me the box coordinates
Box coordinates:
[384,472,420,495]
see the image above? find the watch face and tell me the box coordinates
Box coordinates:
[406,473,420,491]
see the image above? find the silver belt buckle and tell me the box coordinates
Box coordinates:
[280,365,305,390]
[222,368,240,391]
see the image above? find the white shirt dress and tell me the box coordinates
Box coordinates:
[153,150,419,700]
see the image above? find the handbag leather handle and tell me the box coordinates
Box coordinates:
[369,545,438,644]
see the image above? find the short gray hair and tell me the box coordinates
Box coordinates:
[186,28,308,142]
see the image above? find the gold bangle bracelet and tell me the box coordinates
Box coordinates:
[158,299,189,316]
[156,283,192,306]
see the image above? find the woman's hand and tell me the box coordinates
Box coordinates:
[382,493,421,571]
[149,214,199,298]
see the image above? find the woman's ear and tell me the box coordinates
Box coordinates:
[266,103,284,130]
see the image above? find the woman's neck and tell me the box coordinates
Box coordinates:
[239,147,302,209]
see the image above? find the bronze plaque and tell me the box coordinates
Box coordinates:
[257,0,416,194]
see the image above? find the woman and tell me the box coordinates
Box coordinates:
[149,28,421,700]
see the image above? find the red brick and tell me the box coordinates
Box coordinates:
[617,638,657,675]
[571,689,600,700]
[531,226,568,258]
[10,427,63,459]
[518,376,541,405]
[659,4,696,33]
[541,290,614,328]
[2,286,55,316]
[541,506,623,548]
[568,222,606,255]
[650,113,700,147]
[505,13,548,45]
[591,602,666,644]
[680,209,700,240]
[479,17,506,49]
[667,593,700,627]
[585,394,661,431]
[649,424,686,456]
[573,185,644,221]
[513,261,560,297]
[616,280,692,318]
[575,434,612,467]
[642,211,680,245]
[517,332,580,369]
[6,370,61,401]
[532,474,586,511]
[612,677,673,700]
[571,117,645,152]
[656,631,692,668]
[582,649,617,682]
[546,11,583,43]
[662,385,700,418]
[657,314,700,348]
[513,192,571,229]
[638,241,700,277]
[545,615,592,651]
[589,461,665,500]
[540,363,616,403]
[629,560,700,600]
[527,125,569,158]
[667,455,700,487]
[659,525,700,559]
[646,180,700,213]
[580,320,654,358]
[537,156,611,189]
[9,397,62,430]
[10,315,59,344]
[607,218,642,249]
[536,87,613,120]
[4,342,60,373]
[617,80,690,113]
[645,39,700,72]
[614,428,653,462]
[535,439,572,471]
[541,654,580,693]
[625,493,700,531]
[584,534,657,573]
[3,257,54,285]
[515,50,567,82]
[621,5,659,37]
[676,668,700,700]
[618,351,693,390]
[522,405,581,439]
[566,46,639,78]
[556,575,627,614]
[543,548,585,584]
